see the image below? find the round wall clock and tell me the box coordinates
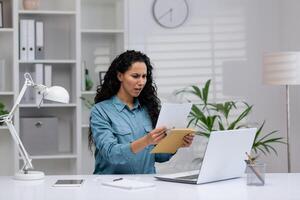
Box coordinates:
[152,0,189,29]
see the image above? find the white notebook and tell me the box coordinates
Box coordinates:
[101,179,155,190]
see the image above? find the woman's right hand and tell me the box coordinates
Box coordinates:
[145,126,167,145]
[131,126,167,153]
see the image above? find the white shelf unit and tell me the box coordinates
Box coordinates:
[0,92,14,95]
[0,126,8,130]
[81,91,96,95]
[19,103,77,108]
[18,59,77,64]
[19,154,77,160]
[0,0,15,176]
[0,28,14,32]
[18,10,77,15]
[0,32,14,92]
[81,124,89,128]
[0,0,127,176]
[79,0,127,174]
[81,29,124,34]
[19,14,76,60]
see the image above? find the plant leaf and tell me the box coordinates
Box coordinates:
[202,80,211,105]
[228,104,252,129]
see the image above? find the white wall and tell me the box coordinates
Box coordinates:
[127,0,299,172]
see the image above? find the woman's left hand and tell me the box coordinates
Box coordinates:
[182,133,195,147]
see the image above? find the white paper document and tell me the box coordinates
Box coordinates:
[101,179,155,190]
[156,103,192,129]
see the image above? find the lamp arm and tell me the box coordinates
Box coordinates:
[5,118,33,171]
[7,74,34,120]
[2,73,36,173]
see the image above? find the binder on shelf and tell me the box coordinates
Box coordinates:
[0,60,5,91]
[0,59,6,92]
[35,64,43,105]
[27,19,35,61]
[44,65,52,87]
[81,61,86,91]
[0,2,3,28]
[19,20,28,61]
[35,21,44,59]
[22,70,35,103]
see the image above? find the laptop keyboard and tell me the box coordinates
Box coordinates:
[176,174,198,180]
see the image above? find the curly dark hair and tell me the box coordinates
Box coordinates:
[88,50,160,150]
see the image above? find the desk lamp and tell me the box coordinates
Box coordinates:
[0,73,69,180]
[263,52,300,173]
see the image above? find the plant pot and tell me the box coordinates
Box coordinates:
[23,0,40,10]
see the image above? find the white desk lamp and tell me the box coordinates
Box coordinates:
[0,73,69,180]
[263,52,300,173]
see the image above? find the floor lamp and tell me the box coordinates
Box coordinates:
[263,52,300,173]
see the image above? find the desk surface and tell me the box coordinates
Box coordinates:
[0,173,299,200]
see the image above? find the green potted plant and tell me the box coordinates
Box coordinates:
[0,102,9,126]
[176,79,285,157]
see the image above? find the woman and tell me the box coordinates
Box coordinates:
[89,50,194,174]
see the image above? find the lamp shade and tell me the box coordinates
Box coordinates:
[263,52,300,85]
[43,86,70,103]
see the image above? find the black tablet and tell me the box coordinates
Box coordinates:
[53,179,84,187]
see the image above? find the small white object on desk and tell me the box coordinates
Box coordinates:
[53,179,84,187]
[101,178,155,190]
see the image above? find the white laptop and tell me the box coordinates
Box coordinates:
[155,128,257,184]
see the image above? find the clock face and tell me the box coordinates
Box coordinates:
[152,0,189,29]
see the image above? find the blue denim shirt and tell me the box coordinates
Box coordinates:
[90,95,173,174]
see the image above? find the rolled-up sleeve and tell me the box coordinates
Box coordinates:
[90,106,135,165]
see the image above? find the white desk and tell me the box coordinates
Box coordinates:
[0,173,299,200]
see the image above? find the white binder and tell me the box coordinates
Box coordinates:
[0,60,5,91]
[19,20,28,60]
[44,65,52,87]
[81,61,85,91]
[35,64,44,105]
[35,21,44,59]
[27,19,35,61]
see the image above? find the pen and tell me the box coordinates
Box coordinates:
[245,152,255,164]
[113,178,123,182]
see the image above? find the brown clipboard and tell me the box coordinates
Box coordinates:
[150,128,195,154]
